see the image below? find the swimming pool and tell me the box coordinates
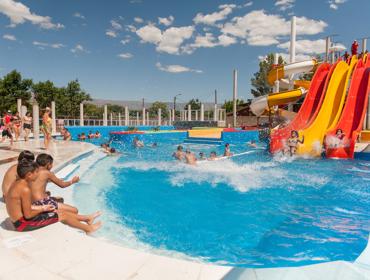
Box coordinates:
[69,130,370,268]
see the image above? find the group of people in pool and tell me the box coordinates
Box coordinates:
[284,128,347,156]
[2,150,102,233]
[78,131,101,141]
[172,143,233,165]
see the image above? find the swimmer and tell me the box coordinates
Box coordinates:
[198,152,206,161]
[173,145,185,161]
[133,136,144,148]
[224,143,233,157]
[151,142,158,148]
[208,151,217,161]
[185,150,197,165]
[247,140,257,148]
[95,131,101,138]
[88,131,94,139]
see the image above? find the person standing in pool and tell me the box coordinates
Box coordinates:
[1,111,13,146]
[286,130,304,156]
[41,107,52,150]
[173,145,185,161]
[198,152,206,161]
[23,112,32,141]
[224,143,233,157]
[185,149,197,165]
[133,136,144,148]
[208,151,217,161]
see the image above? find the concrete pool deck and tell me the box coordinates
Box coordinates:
[0,139,369,279]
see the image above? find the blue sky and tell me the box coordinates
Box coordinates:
[0,0,369,104]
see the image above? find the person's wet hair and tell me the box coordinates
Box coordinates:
[36,153,54,167]
[17,159,38,179]
[177,145,183,151]
[18,150,35,162]
[110,148,116,153]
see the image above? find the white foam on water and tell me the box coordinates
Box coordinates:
[71,155,207,264]
[334,207,360,215]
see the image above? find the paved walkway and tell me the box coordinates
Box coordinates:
[0,139,369,280]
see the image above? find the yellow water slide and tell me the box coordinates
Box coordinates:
[296,57,358,156]
[250,60,317,116]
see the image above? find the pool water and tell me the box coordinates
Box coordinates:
[72,133,370,268]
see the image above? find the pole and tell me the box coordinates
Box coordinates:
[233,69,238,128]
[169,109,172,125]
[118,112,121,126]
[158,108,162,125]
[80,103,84,126]
[362,38,367,53]
[103,105,108,126]
[17,98,22,114]
[187,105,191,121]
[290,16,296,64]
[32,103,40,140]
[125,106,129,126]
[325,36,331,62]
[51,101,56,134]
[273,53,280,93]
[142,98,145,109]
[142,107,146,126]
[200,104,204,121]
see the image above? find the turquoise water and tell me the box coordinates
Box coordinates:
[72,132,370,268]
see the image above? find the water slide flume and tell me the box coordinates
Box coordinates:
[270,62,332,153]
[325,56,370,159]
[296,57,358,157]
[250,60,317,117]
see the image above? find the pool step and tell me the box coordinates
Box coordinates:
[184,137,223,145]
[55,163,80,179]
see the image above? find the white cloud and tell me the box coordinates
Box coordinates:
[183,33,237,53]
[136,24,162,43]
[106,30,117,38]
[277,39,326,54]
[193,4,236,25]
[244,1,253,7]
[329,0,346,10]
[275,0,295,11]
[158,15,174,26]
[33,41,65,49]
[134,17,143,23]
[118,53,133,59]
[136,24,194,54]
[120,38,131,45]
[3,34,16,41]
[221,10,327,46]
[126,24,137,32]
[0,0,64,29]
[110,19,122,30]
[71,44,88,53]
[157,26,194,54]
[73,12,85,19]
[156,62,202,73]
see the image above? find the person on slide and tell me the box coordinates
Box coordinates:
[285,130,304,156]
[6,160,101,233]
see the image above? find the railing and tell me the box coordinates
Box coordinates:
[60,118,170,127]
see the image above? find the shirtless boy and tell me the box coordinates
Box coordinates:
[6,160,101,233]
[224,143,233,157]
[185,150,197,165]
[30,153,79,214]
[173,145,185,161]
[2,150,34,200]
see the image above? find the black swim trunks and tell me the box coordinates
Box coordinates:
[1,129,12,138]
[23,123,31,130]
[13,212,58,232]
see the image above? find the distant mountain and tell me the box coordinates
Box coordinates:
[88,99,220,111]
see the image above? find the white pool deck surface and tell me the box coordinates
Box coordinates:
[0,139,369,280]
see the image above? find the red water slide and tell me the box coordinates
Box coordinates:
[325,57,370,159]
[270,62,332,153]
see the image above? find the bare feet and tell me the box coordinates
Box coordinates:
[87,211,102,225]
[87,221,102,234]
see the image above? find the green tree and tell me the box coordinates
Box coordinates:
[251,53,285,97]
[184,98,201,110]
[0,70,32,113]
[84,103,103,118]
[33,80,60,111]
[58,80,91,118]
[149,101,168,118]
[222,99,245,113]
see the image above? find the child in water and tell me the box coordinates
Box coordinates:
[224,143,232,157]
[285,130,304,156]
